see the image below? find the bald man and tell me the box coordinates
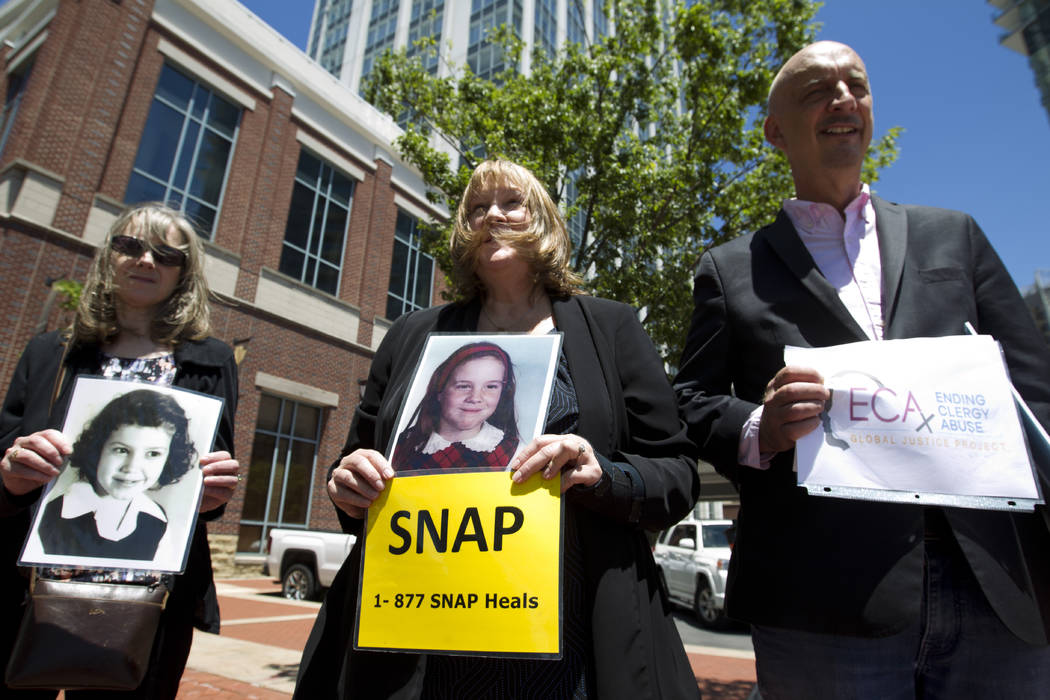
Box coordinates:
[674,41,1050,698]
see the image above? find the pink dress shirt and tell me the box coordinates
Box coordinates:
[738,184,884,468]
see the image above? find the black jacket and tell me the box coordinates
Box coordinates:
[0,330,239,642]
[674,196,1050,643]
[295,295,701,700]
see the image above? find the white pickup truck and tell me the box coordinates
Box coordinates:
[264,528,356,600]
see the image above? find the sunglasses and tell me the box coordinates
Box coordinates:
[110,235,187,267]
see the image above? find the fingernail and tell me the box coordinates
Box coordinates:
[511,471,523,483]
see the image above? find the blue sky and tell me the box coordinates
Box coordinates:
[238,0,1048,291]
[5,0,1043,289]
[812,1,1050,294]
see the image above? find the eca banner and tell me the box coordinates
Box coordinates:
[786,335,1043,511]
[354,470,563,657]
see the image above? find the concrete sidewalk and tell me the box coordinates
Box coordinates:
[178,578,757,699]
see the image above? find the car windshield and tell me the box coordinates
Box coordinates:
[701,524,731,548]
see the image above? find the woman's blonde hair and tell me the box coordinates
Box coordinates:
[73,203,211,346]
[449,159,582,300]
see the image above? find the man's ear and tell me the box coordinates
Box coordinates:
[764,114,784,150]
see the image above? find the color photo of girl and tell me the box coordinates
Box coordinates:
[392,342,521,471]
[389,336,560,473]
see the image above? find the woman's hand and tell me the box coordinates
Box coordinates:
[329,449,395,519]
[199,451,240,513]
[1,430,71,496]
[509,434,601,493]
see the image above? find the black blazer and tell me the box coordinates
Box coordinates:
[295,295,701,700]
[0,331,239,643]
[675,195,1050,643]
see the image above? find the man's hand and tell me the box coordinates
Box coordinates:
[759,366,829,453]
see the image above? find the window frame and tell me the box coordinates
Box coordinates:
[125,62,242,239]
[386,210,435,321]
[279,148,356,296]
[237,395,325,554]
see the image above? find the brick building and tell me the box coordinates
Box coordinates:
[0,0,445,570]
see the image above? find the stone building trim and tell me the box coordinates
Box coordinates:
[156,36,257,110]
[295,129,366,182]
[254,266,362,344]
[254,371,340,408]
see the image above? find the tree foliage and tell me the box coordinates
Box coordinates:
[52,278,82,311]
[364,0,899,365]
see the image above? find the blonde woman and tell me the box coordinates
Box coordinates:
[0,204,240,699]
[296,160,700,699]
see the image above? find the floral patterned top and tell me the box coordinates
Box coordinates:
[99,352,177,385]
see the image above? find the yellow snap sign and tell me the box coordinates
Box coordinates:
[354,470,563,657]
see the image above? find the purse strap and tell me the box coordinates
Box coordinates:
[48,335,71,418]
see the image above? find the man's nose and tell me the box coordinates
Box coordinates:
[829,82,856,110]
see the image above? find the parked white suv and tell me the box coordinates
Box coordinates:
[653,518,733,628]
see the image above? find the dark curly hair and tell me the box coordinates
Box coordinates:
[72,389,197,492]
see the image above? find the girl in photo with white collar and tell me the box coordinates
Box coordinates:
[38,389,195,561]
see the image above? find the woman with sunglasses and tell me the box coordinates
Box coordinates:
[0,203,240,699]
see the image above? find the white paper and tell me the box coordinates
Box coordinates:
[786,336,1042,510]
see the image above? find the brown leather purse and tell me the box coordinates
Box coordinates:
[5,572,169,690]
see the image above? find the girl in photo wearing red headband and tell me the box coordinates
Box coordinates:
[391,342,520,471]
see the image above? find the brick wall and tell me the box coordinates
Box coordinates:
[0,3,428,546]
[0,223,94,387]
[99,27,165,203]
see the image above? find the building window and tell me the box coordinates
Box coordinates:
[315,0,353,76]
[279,149,355,296]
[237,395,324,553]
[0,57,33,158]
[468,0,523,80]
[533,0,556,58]
[361,0,400,90]
[386,210,434,320]
[566,0,586,46]
[592,0,608,41]
[407,0,445,75]
[126,63,241,238]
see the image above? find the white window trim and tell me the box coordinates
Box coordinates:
[157,37,257,111]
[296,130,365,182]
[254,371,340,408]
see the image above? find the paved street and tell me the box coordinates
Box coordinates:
[673,609,755,652]
[167,578,757,698]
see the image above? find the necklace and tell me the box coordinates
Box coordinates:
[481,306,507,332]
[480,299,553,333]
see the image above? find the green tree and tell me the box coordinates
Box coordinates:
[51,278,82,311]
[365,0,899,365]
